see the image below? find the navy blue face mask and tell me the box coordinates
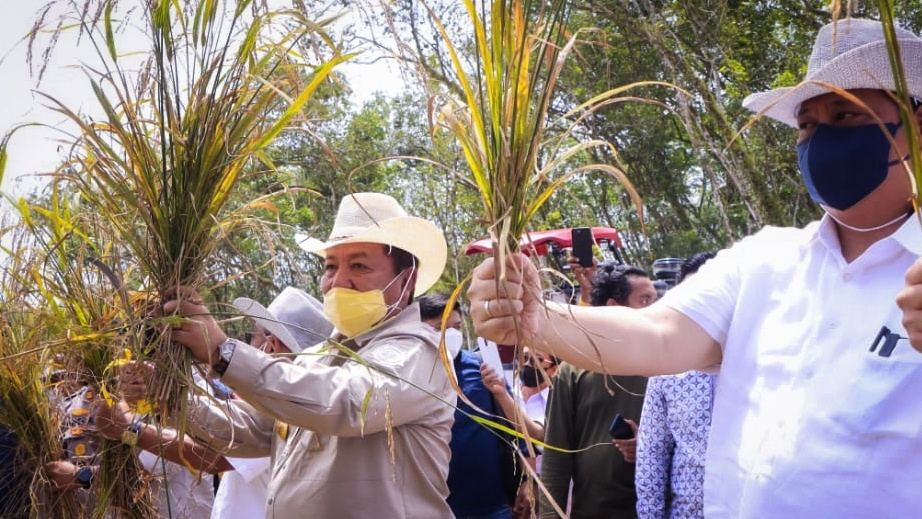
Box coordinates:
[796,121,903,210]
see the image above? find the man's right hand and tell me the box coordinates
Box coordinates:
[479,363,507,397]
[468,254,542,346]
[567,254,598,304]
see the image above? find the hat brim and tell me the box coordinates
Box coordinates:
[232,297,303,353]
[743,39,922,127]
[296,216,447,297]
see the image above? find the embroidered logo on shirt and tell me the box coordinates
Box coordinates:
[367,344,409,369]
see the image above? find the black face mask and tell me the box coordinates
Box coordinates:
[519,365,546,388]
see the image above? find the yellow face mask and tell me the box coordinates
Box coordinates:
[322,287,390,338]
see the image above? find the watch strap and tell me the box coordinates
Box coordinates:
[120,416,142,447]
[213,338,237,376]
[76,465,94,489]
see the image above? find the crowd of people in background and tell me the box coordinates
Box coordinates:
[15,245,713,519]
[3,15,922,519]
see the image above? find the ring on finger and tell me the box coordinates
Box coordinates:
[484,300,494,319]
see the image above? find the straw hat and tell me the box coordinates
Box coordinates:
[233,287,333,352]
[743,18,922,127]
[296,193,447,296]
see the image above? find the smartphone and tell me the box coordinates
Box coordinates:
[478,339,505,380]
[608,413,634,440]
[571,227,594,268]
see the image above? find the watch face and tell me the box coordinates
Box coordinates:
[76,466,93,488]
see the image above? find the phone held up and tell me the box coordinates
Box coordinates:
[571,227,594,268]
[608,413,634,440]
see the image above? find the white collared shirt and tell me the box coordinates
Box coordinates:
[211,456,270,519]
[661,215,922,519]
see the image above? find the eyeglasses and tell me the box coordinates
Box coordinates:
[243,330,271,344]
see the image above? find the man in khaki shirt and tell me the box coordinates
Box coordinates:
[165,193,455,518]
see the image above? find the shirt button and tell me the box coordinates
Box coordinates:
[268,497,274,505]
[843,273,853,281]
[829,321,839,329]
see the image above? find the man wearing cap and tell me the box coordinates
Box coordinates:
[467,19,922,518]
[164,192,454,519]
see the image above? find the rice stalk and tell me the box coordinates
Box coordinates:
[21,0,349,420]
[871,4,922,216]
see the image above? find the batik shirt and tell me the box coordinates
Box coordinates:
[636,371,716,519]
[60,385,100,463]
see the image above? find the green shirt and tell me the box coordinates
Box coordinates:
[539,362,647,518]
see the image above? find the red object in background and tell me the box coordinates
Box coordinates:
[467,227,624,362]
[464,227,622,257]
[497,344,516,364]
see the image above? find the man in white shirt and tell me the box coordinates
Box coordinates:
[468,18,922,519]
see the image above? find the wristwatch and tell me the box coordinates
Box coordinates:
[121,417,143,447]
[213,338,237,376]
[76,465,94,489]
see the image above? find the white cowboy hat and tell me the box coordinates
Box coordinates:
[743,18,922,127]
[233,287,333,352]
[296,193,447,297]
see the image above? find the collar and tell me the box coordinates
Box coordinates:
[888,213,922,256]
[813,212,922,256]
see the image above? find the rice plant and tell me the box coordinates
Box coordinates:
[9,184,158,518]
[0,220,86,519]
[11,0,350,419]
[391,0,684,513]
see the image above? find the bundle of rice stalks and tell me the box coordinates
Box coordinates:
[10,188,158,518]
[407,0,684,513]
[423,0,659,261]
[12,0,350,419]
[0,224,84,518]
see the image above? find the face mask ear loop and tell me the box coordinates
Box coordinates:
[385,256,417,316]
[401,257,417,305]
